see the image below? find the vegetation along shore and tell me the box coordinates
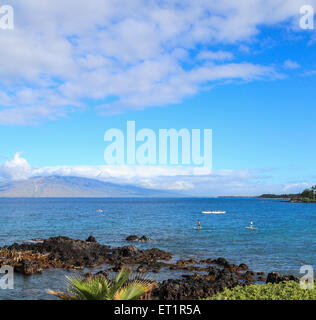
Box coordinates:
[258,185,316,203]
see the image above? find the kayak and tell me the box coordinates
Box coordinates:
[202,211,226,214]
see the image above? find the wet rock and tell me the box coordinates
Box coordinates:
[214,257,231,268]
[84,272,93,279]
[266,272,299,284]
[125,235,151,242]
[139,235,151,242]
[114,246,139,257]
[242,271,255,282]
[238,263,249,271]
[110,264,124,272]
[208,266,219,277]
[137,265,147,273]
[177,259,199,266]
[200,258,215,264]
[125,235,139,242]
[95,270,109,278]
[152,267,161,273]
[153,269,239,300]
[15,259,42,275]
[86,236,97,243]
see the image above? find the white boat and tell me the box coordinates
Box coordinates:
[202,210,226,214]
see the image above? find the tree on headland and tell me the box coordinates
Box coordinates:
[290,185,316,202]
[301,188,315,200]
[311,185,316,198]
[260,185,316,202]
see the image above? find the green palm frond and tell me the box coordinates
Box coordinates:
[48,267,156,300]
[114,282,149,300]
[109,268,131,297]
[46,289,76,300]
[66,275,111,300]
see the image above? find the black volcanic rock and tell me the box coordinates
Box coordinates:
[153,271,240,300]
[1,236,172,275]
[86,236,97,243]
[125,235,151,242]
[15,259,42,275]
[139,235,151,242]
[266,272,299,284]
[125,235,139,241]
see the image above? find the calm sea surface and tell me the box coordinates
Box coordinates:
[0,198,315,300]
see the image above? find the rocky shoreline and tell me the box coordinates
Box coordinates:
[0,235,298,300]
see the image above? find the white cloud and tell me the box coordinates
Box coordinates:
[0,153,311,196]
[302,69,316,76]
[1,0,314,124]
[196,50,234,61]
[0,152,32,181]
[283,59,301,69]
[282,182,309,192]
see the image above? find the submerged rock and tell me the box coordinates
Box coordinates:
[139,235,151,242]
[125,235,151,242]
[125,235,139,242]
[137,265,148,273]
[15,259,42,275]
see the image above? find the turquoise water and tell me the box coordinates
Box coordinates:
[0,198,315,300]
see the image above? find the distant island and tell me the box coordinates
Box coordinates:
[258,185,316,203]
[0,176,179,198]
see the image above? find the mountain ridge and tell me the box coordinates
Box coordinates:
[0,176,178,198]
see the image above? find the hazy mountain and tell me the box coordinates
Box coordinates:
[0,176,178,198]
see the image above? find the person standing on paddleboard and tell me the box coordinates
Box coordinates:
[197,220,201,228]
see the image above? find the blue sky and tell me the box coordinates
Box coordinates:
[0,1,316,195]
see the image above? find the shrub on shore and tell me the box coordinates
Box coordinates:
[203,281,316,300]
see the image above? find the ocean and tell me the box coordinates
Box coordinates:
[0,197,315,300]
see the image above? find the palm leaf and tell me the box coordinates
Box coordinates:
[47,267,156,300]
[46,289,76,300]
[109,268,131,298]
[114,282,148,300]
[67,275,110,300]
